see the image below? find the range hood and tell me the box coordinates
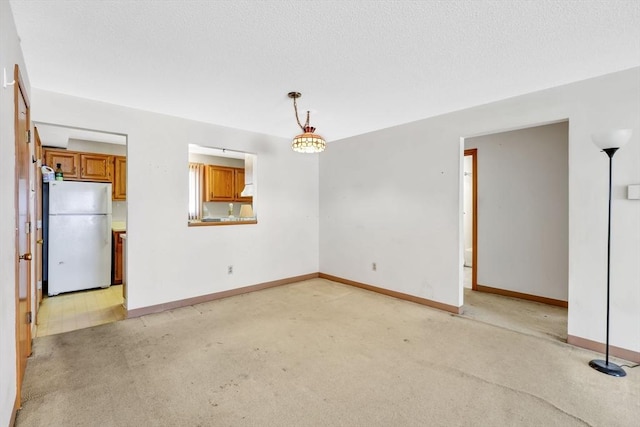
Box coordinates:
[240,154,255,197]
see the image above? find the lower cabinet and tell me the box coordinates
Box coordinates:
[112,231,125,285]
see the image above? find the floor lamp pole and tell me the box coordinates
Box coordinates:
[589,147,626,377]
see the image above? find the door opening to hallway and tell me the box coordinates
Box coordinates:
[460,122,569,343]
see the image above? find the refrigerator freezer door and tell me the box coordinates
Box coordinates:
[48,181,112,215]
[48,214,112,295]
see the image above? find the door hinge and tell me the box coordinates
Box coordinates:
[26,129,31,144]
[26,221,32,234]
[27,311,32,324]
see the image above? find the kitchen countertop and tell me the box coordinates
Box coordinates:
[112,221,126,232]
[189,219,257,227]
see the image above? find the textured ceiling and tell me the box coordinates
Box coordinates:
[9,0,640,142]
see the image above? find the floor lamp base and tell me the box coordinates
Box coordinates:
[589,359,626,377]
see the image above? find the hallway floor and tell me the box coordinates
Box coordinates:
[460,267,568,342]
[36,285,125,337]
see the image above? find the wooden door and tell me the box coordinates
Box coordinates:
[206,166,235,201]
[34,127,44,318]
[113,156,127,200]
[44,149,79,179]
[80,153,112,182]
[15,65,32,409]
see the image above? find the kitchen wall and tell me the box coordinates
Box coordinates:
[188,152,243,167]
[112,202,127,222]
[320,67,640,354]
[66,138,126,156]
[0,1,30,423]
[32,89,320,312]
[465,122,569,301]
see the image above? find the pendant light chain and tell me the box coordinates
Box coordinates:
[292,95,305,131]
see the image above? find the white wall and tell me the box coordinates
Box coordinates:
[188,153,243,167]
[32,90,320,310]
[0,1,30,423]
[320,67,640,353]
[465,122,568,300]
[66,138,126,156]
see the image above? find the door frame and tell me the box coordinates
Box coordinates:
[34,126,43,323]
[464,148,478,290]
[14,63,32,411]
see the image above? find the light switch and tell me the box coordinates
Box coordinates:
[628,184,640,200]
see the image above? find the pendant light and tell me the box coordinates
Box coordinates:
[288,92,326,153]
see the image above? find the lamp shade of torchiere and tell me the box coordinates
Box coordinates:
[589,128,632,377]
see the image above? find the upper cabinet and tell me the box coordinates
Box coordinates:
[205,166,235,201]
[44,149,80,180]
[43,148,126,199]
[80,153,112,182]
[234,168,252,203]
[204,166,253,202]
[44,148,112,182]
[113,156,127,200]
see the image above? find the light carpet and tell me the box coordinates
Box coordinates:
[17,279,639,426]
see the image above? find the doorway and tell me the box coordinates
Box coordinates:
[34,123,127,337]
[460,122,569,342]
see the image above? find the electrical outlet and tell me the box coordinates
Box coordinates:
[372,262,377,271]
[228,265,233,274]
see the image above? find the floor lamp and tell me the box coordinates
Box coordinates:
[589,128,632,377]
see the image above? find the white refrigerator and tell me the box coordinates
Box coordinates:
[46,181,112,296]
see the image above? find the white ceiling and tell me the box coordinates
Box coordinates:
[9,0,640,143]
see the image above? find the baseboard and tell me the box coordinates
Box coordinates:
[319,273,462,314]
[126,273,319,318]
[476,284,568,308]
[567,335,640,363]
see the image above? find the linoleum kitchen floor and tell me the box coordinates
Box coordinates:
[18,279,638,427]
[36,285,124,337]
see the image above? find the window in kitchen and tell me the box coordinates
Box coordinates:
[187,145,257,226]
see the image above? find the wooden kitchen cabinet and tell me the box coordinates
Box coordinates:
[203,165,252,202]
[112,231,125,285]
[112,156,127,200]
[234,168,252,203]
[44,149,80,180]
[80,153,112,182]
[44,149,113,182]
[205,165,235,201]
